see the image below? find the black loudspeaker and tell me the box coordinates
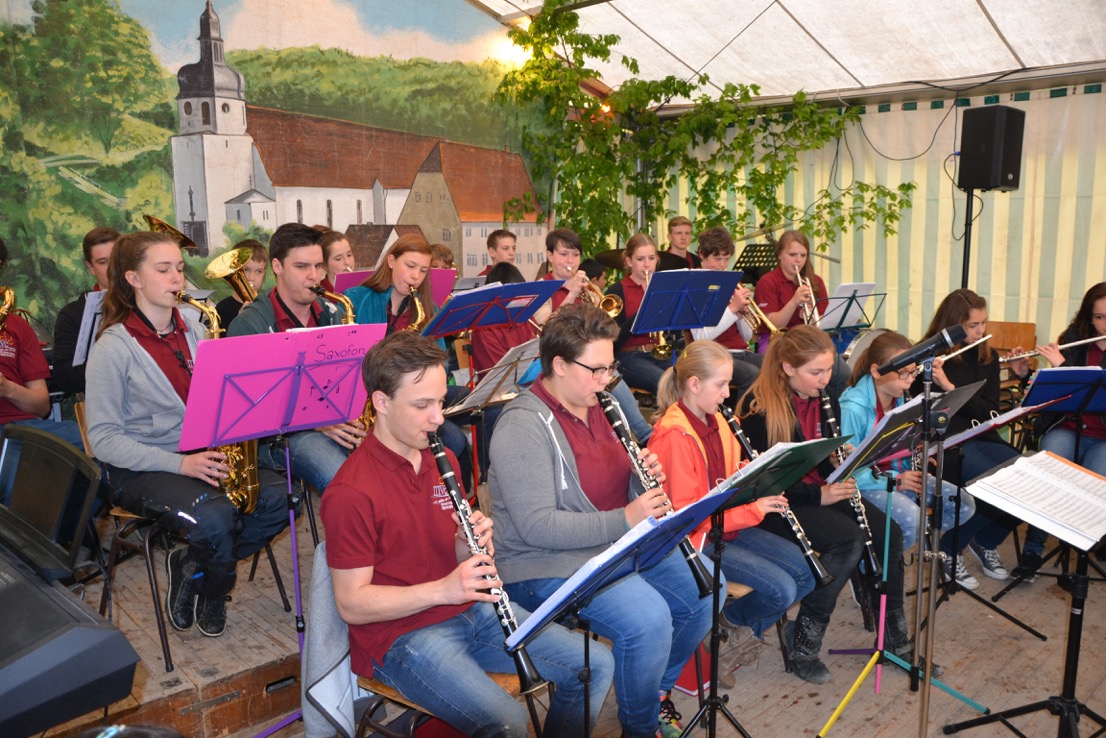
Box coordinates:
[957,105,1025,192]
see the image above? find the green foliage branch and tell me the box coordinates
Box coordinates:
[497,2,915,251]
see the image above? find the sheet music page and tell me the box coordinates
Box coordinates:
[73,290,106,366]
[968,452,1106,550]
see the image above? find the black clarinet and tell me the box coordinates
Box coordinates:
[718,405,835,588]
[818,391,883,578]
[595,391,716,598]
[426,433,549,695]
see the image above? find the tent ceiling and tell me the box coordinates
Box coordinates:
[471,0,1106,103]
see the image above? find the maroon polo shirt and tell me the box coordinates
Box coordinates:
[123,309,193,404]
[544,272,576,311]
[471,322,537,376]
[531,379,631,512]
[270,288,321,333]
[755,266,829,331]
[0,314,51,423]
[714,320,748,351]
[321,429,471,677]
[793,393,827,486]
[1061,344,1106,439]
[617,275,651,350]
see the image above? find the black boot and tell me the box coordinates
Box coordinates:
[785,614,831,684]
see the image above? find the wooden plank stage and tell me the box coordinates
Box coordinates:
[47,509,1106,738]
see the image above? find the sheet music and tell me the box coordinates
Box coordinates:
[968,452,1106,550]
[73,291,106,366]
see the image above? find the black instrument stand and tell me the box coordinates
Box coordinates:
[679,509,752,738]
[945,551,1106,737]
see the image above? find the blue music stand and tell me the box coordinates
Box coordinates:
[630,269,744,333]
[420,280,564,338]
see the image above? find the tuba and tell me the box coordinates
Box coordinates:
[144,215,198,252]
[205,247,258,303]
[0,287,15,332]
[176,291,260,514]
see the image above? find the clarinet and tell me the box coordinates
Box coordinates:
[426,433,549,696]
[718,405,835,588]
[818,391,883,578]
[596,391,715,598]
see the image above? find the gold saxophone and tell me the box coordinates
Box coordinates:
[309,284,355,326]
[0,287,15,332]
[176,290,260,514]
[406,285,427,332]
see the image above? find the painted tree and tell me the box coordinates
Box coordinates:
[19,0,165,153]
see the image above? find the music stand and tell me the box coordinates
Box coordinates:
[180,324,387,738]
[733,242,777,285]
[506,437,844,738]
[445,339,540,417]
[419,280,564,339]
[992,366,1106,597]
[630,269,744,335]
[945,452,1106,738]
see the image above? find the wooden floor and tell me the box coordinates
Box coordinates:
[48,507,1106,738]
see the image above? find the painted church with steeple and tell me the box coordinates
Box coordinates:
[169,1,546,276]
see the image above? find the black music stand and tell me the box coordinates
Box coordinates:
[733,242,777,284]
[993,366,1106,598]
[181,324,387,738]
[945,452,1106,738]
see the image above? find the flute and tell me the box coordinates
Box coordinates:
[999,334,1106,363]
[718,405,834,588]
[596,391,716,598]
[911,333,993,376]
[426,433,549,696]
[819,391,883,579]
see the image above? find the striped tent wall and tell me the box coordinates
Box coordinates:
[654,85,1106,345]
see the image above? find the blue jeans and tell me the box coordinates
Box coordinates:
[950,439,1020,552]
[859,476,976,551]
[1024,428,1106,555]
[6,417,86,451]
[616,350,670,396]
[505,549,717,738]
[374,603,613,738]
[259,430,349,495]
[708,526,815,637]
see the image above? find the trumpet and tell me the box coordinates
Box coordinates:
[794,266,821,325]
[597,391,715,598]
[580,279,623,318]
[741,293,782,337]
[718,405,834,588]
[999,334,1106,363]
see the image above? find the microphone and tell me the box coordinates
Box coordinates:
[876,324,967,375]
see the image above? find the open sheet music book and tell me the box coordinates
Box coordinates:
[967,451,1106,551]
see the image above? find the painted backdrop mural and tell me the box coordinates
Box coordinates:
[0,0,546,325]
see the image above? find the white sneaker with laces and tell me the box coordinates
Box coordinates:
[967,542,1009,580]
[944,555,979,590]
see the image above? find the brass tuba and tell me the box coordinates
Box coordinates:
[205,247,258,303]
[144,215,198,252]
[0,287,15,332]
[176,291,259,514]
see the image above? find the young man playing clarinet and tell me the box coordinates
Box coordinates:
[321,331,612,737]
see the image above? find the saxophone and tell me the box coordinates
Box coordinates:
[0,287,15,331]
[177,291,260,514]
[406,285,427,332]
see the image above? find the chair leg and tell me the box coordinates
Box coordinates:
[265,543,292,612]
[146,528,175,673]
[248,550,261,581]
[99,517,143,620]
[776,615,790,673]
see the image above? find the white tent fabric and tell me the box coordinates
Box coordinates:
[473,0,1106,101]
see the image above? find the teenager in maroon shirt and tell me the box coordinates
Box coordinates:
[605,233,670,395]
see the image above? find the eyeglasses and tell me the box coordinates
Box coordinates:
[896,368,915,381]
[571,359,620,379]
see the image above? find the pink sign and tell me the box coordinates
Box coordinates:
[334,268,457,308]
[179,323,387,450]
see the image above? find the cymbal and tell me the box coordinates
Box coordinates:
[593,249,687,272]
[738,223,785,241]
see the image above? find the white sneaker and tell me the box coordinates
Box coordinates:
[967,542,1009,580]
[944,555,979,590]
